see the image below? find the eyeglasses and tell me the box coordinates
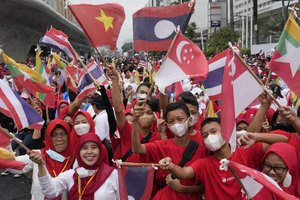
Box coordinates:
[51,133,67,140]
[261,162,287,175]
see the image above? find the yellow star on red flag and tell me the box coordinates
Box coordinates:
[95,9,114,31]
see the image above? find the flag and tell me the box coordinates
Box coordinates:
[39,27,78,60]
[77,61,106,99]
[0,80,44,130]
[228,161,299,200]
[202,49,228,101]
[2,52,53,95]
[133,2,194,51]
[165,81,184,101]
[35,49,55,107]
[0,130,11,148]
[269,14,300,97]
[154,32,208,94]
[118,166,154,200]
[68,3,125,50]
[221,50,263,151]
[0,147,26,170]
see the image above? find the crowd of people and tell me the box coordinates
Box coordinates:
[0,51,300,200]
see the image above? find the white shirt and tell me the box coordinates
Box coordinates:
[38,169,120,200]
[94,110,110,141]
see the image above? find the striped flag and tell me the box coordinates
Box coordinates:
[77,61,106,99]
[202,49,228,101]
[0,79,44,130]
[40,28,78,61]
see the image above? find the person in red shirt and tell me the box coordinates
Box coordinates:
[132,102,209,200]
[158,117,288,200]
[107,63,159,162]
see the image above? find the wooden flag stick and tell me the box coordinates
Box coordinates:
[94,47,109,68]
[264,69,272,86]
[228,165,253,200]
[3,131,30,152]
[112,159,164,168]
[228,43,282,108]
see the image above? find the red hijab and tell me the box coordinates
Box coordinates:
[68,133,114,200]
[56,100,70,119]
[72,110,109,165]
[262,142,300,197]
[41,119,75,177]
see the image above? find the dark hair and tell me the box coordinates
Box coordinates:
[166,102,190,119]
[92,95,105,110]
[201,117,221,129]
[179,95,199,110]
[178,91,194,100]
[271,110,280,126]
[136,82,151,93]
[146,97,160,113]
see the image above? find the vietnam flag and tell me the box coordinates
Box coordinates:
[270,14,300,96]
[69,3,125,50]
[1,52,53,95]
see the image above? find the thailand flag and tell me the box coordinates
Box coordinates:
[228,161,298,200]
[202,49,228,101]
[40,28,78,61]
[77,61,106,99]
[221,50,263,151]
[118,166,154,200]
[154,32,208,94]
[133,2,194,51]
[0,80,44,130]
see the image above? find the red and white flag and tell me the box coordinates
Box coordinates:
[40,28,79,61]
[154,32,208,93]
[229,161,299,200]
[221,50,263,151]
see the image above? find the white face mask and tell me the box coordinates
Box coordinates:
[236,130,247,138]
[74,123,90,136]
[168,119,189,137]
[46,149,66,162]
[190,115,198,127]
[136,93,147,101]
[204,133,225,151]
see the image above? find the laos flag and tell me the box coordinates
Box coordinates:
[133,2,195,51]
[118,166,154,200]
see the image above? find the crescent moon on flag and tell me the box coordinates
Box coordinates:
[176,41,189,64]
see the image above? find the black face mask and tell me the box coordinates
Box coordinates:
[272,122,295,133]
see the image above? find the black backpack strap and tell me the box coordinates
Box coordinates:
[102,138,113,166]
[159,139,199,189]
[178,140,199,167]
[120,131,153,162]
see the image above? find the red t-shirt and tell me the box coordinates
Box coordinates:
[114,120,160,162]
[190,143,264,200]
[145,138,209,200]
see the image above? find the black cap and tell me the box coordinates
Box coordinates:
[91,95,105,109]
[270,84,283,98]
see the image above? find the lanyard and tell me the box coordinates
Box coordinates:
[52,157,70,177]
[77,168,99,200]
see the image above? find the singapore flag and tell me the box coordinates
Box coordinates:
[154,32,208,94]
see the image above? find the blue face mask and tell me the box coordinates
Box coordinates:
[46,149,66,163]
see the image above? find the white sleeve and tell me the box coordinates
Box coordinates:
[94,114,110,141]
[38,169,74,199]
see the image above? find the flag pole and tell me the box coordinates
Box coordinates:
[94,47,109,68]
[3,131,30,152]
[228,165,253,200]
[112,159,164,168]
[228,43,282,108]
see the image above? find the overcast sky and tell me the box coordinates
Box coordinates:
[70,0,148,49]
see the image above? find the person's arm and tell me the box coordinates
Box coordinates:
[99,85,117,136]
[159,92,169,120]
[237,132,288,152]
[131,104,147,154]
[28,150,47,177]
[247,92,272,132]
[159,157,195,179]
[27,129,45,149]
[68,95,88,116]
[107,63,126,132]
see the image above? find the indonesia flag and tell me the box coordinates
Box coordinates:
[228,161,299,200]
[77,61,106,99]
[202,49,228,101]
[154,32,208,94]
[221,50,263,151]
[40,28,78,61]
[0,79,44,130]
